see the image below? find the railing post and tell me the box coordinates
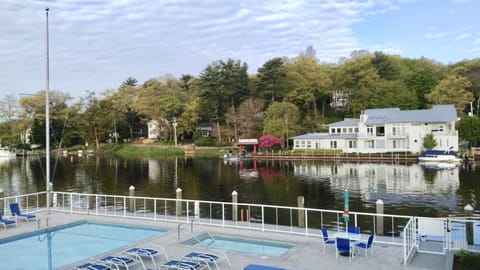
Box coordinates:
[464,204,474,245]
[376,199,384,235]
[176,187,182,217]
[128,185,135,213]
[49,182,53,208]
[0,188,4,215]
[297,196,305,228]
[232,190,238,222]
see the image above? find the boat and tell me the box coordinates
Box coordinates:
[417,149,462,163]
[419,161,458,171]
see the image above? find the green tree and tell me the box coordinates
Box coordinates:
[79,91,116,148]
[457,115,480,147]
[256,57,288,106]
[423,133,437,149]
[403,58,446,109]
[284,55,332,129]
[19,90,72,148]
[426,75,473,115]
[197,59,249,142]
[336,53,380,115]
[263,102,300,141]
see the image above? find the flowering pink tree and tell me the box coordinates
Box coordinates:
[258,134,284,149]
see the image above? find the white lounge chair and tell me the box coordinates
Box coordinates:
[182,251,231,270]
[99,254,145,270]
[125,246,168,267]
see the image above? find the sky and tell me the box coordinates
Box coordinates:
[0,0,479,101]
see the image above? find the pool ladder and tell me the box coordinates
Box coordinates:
[177,219,197,240]
[37,217,50,229]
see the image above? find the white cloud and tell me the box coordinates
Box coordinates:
[0,0,477,99]
[425,32,447,39]
[454,33,471,41]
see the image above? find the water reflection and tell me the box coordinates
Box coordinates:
[0,156,478,218]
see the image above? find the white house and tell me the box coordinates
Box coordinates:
[291,105,459,154]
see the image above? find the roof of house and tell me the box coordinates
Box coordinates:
[290,133,357,140]
[363,104,457,125]
[328,118,359,127]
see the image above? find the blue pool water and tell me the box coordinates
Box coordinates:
[0,221,165,270]
[183,233,294,256]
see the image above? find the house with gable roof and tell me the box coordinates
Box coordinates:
[290,104,459,154]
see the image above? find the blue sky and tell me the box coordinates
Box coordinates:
[0,0,478,101]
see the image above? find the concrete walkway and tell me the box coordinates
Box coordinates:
[0,212,451,270]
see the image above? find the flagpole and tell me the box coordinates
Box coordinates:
[45,7,51,214]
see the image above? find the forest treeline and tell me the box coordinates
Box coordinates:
[1,48,480,149]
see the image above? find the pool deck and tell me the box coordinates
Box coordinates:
[0,211,450,270]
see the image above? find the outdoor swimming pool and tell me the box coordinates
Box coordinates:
[183,233,294,256]
[0,221,166,270]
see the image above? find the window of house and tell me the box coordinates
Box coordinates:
[348,140,357,149]
[376,126,385,136]
[367,126,373,136]
[342,128,347,133]
[366,140,374,148]
[348,128,353,133]
[336,128,341,133]
[330,141,337,149]
[355,128,358,133]
[306,140,311,148]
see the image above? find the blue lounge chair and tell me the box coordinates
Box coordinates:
[74,262,116,270]
[0,213,16,229]
[160,259,207,270]
[9,202,36,222]
[183,251,231,270]
[355,234,374,258]
[243,264,289,270]
[99,255,145,270]
[125,246,168,267]
[336,237,353,260]
[320,227,335,252]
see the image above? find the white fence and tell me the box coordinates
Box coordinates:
[2,191,480,265]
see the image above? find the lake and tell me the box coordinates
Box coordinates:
[0,154,479,217]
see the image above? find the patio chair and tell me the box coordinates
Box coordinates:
[99,254,145,270]
[9,202,36,222]
[182,251,231,270]
[347,226,360,234]
[0,213,16,229]
[74,262,117,270]
[243,264,290,270]
[125,246,168,267]
[160,259,207,270]
[320,227,335,252]
[355,234,374,258]
[336,237,353,260]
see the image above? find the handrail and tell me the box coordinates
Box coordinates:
[11,190,475,266]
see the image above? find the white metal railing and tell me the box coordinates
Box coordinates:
[0,192,46,215]
[49,191,410,245]
[403,217,416,264]
[4,191,480,265]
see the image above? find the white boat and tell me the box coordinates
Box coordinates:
[417,149,462,163]
[419,161,458,170]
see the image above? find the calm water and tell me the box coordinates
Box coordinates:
[1,154,479,217]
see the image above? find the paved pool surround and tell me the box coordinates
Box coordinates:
[0,211,448,270]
